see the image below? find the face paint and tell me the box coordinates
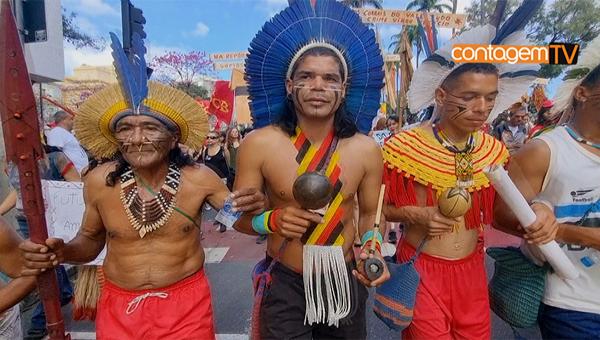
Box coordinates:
[444,91,495,120]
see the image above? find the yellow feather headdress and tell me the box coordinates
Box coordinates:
[74,81,208,159]
[73,32,207,159]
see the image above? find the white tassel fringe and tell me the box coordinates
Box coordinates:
[303,245,351,327]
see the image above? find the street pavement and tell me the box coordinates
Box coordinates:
[31,208,541,339]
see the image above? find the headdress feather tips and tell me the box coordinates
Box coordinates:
[74,30,208,159]
[408,0,542,123]
[109,32,148,113]
[245,0,384,134]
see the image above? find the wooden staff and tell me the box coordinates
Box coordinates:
[0,1,68,338]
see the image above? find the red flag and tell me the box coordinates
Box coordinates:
[208,80,234,125]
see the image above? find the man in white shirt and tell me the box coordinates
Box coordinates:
[46,111,89,173]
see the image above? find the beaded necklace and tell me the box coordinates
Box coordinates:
[120,163,181,238]
[432,123,476,188]
[564,124,600,149]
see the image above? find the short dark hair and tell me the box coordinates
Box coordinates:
[581,64,600,88]
[441,63,499,89]
[54,111,70,124]
[289,46,345,81]
[387,114,399,123]
[508,102,526,116]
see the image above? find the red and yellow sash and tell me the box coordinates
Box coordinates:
[382,126,509,229]
[291,128,345,246]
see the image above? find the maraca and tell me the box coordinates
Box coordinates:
[292,172,333,210]
[437,186,472,218]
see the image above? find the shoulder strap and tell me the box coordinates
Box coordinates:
[411,238,427,261]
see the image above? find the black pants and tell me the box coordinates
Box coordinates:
[259,258,368,340]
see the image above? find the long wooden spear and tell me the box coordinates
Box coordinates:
[0,1,68,338]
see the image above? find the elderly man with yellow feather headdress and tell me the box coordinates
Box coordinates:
[19,31,266,339]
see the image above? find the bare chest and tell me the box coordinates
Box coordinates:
[97,182,206,240]
[262,142,364,206]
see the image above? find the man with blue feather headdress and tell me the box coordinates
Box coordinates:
[233,0,390,338]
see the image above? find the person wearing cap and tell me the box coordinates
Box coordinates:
[381,3,555,338]
[233,1,389,338]
[528,99,558,139]
[18,31,266,339]
[494,36,600,340]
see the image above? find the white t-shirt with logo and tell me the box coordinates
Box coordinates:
[536,126,600,314]
[46,127,89,173]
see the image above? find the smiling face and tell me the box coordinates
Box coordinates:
[113,115,178,169]
[436,71,499,134]
[285,54,346,121]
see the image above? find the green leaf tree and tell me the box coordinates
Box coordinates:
[62,9,105,50]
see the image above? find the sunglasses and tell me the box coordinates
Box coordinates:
[207,136,219,139]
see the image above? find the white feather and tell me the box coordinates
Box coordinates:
[407,62,452,113]
[488,75,537,123]
[408,23,541,122]
[552,35,600,121]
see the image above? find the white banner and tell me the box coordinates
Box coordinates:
[355,8,467,28]
[384,54,402,62]
[43,180,105,265]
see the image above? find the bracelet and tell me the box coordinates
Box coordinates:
[531,199,554,212]
[251,209,280,235]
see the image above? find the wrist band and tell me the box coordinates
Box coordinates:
[252,209,280,235]
[531,199,554,212]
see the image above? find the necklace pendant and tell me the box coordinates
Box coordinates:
[139,228,147,238]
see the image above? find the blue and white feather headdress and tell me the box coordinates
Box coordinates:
[408,1,542,123]
[245,0,384,134]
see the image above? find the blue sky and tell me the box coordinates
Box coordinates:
[62,0,559,96]
[61,0,467,74]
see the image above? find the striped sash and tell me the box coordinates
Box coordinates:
[291,128,345,246]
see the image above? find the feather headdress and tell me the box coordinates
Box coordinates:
[407,0,542,123]
[553,35,600,123]
[245,0,384,134]
[74,32,207,159]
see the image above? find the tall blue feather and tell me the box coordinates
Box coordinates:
[245,0,384,134]
[131,32,148,101]
[417,20,432,58]
[109,32,148,112]
[492,0,543,45]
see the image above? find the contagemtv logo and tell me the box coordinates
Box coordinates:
[451,43,580,65]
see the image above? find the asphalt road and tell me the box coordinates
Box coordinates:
[20,209,542,339]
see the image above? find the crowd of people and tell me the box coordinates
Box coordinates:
[0,0,598,339]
